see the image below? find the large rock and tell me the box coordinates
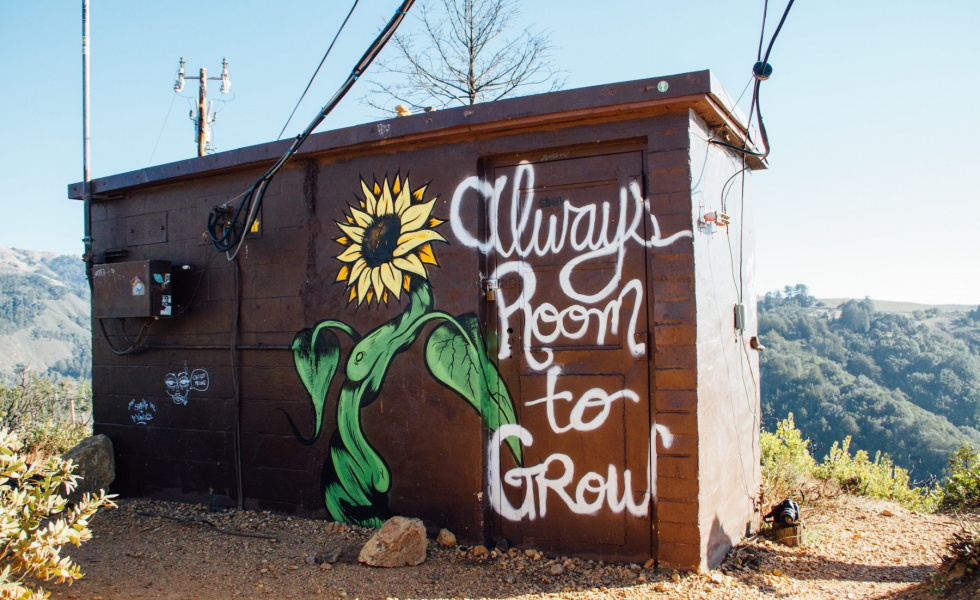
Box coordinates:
[62,434,115,503]
[358,516,428,567]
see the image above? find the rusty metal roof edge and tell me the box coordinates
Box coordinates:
[706,72,767,170]
[69,69,750,199]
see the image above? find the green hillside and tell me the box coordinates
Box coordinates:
[759,285,980,479]
[0,247,91,380]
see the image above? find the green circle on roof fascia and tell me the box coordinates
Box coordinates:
[657,81,669,93]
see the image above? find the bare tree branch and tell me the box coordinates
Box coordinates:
[361,0,565,114]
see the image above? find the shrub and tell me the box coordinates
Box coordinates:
[0,370,90,461]
[941,444,980,511]
[931,521,980,592]
[0,427,115,599]
[760,414,817,505]
[815,436,941,512]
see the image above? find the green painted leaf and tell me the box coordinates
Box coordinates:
[425,313,522,463]
[291,323,342,440]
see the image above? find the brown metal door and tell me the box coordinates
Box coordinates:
[486,150,652,561]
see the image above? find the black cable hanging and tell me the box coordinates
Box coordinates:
[207,0,416,259]
[278,0,361,141]
[709,0,795,160]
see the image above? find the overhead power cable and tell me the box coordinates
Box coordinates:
[709,0,795,161]
[749,0,795,161]
[207,0,416,259]
[277,0,361,141]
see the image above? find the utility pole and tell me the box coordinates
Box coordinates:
[174,57,230,157]
[82,0,92,277]
[197,67,208,157]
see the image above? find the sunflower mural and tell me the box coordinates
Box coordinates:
[291,174,522,528]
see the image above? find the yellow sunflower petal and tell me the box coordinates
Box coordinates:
[390,267,403,299]
[336,264,350,283]
[361,179,377,215]
[393,254,428,278]
[392,175,401,194]
[349,207,373,228]
[413,186,427,202]
[336,236,348,246]
[378,179,394,216]
[394,177,412,215]
[371,268,384,303]
[336,244,363,263]
[366,290,374,303]
[400,199,437,233]
[403,274,412,291]
[338,223,365,243]
[373,182,381,196]
[349,258,368,283]
[394,229,447,258]
[382,290,388,304]
[349,286,357,303]
[356,269,372,305]
[429,217,445,228]
[418,243,438,265]
[380,263,401,300]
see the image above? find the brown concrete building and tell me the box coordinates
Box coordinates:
[70,70,763,570]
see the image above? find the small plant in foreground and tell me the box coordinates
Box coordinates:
[941,444,980,511]
[0,427,115,600]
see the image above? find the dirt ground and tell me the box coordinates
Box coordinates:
[43,495,979,600]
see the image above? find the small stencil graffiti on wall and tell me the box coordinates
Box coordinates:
[165,362,210,405]
[129,399,156,425]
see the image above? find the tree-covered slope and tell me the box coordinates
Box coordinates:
[760,286,980,479]
[0,246,91,380]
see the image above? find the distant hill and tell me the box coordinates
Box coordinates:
[818,298,974,315]
[0,246,91,380]
[760,285,980,479]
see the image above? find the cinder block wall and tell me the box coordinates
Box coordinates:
[78,71,762,568]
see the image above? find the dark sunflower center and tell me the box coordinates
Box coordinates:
[362,215,401,267]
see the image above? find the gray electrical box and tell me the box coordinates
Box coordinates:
[92,260,173,319]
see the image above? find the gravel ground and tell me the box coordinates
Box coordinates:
[43,495,978,600]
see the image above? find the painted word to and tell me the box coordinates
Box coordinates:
[165,362,210,405]
[524,367,640,434]
[129,399,156,425]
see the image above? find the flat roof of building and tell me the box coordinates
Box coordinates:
[69,69,762,200]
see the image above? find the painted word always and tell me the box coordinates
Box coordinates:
[450,161,691,301]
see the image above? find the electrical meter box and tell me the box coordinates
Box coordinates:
[91,260,173,319]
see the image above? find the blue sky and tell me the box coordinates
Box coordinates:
[1,1,977,304]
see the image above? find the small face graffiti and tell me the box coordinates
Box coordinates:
[165,371,192,405]
[165,365,209,405]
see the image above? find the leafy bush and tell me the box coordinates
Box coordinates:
[760,413,816,504]
[0,427,115,599]
[760,414,941,512]
[941,444,980,511]
[814,436,941,512]
[0,370,90,461]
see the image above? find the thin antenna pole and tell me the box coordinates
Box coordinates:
[82,0,93,275]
